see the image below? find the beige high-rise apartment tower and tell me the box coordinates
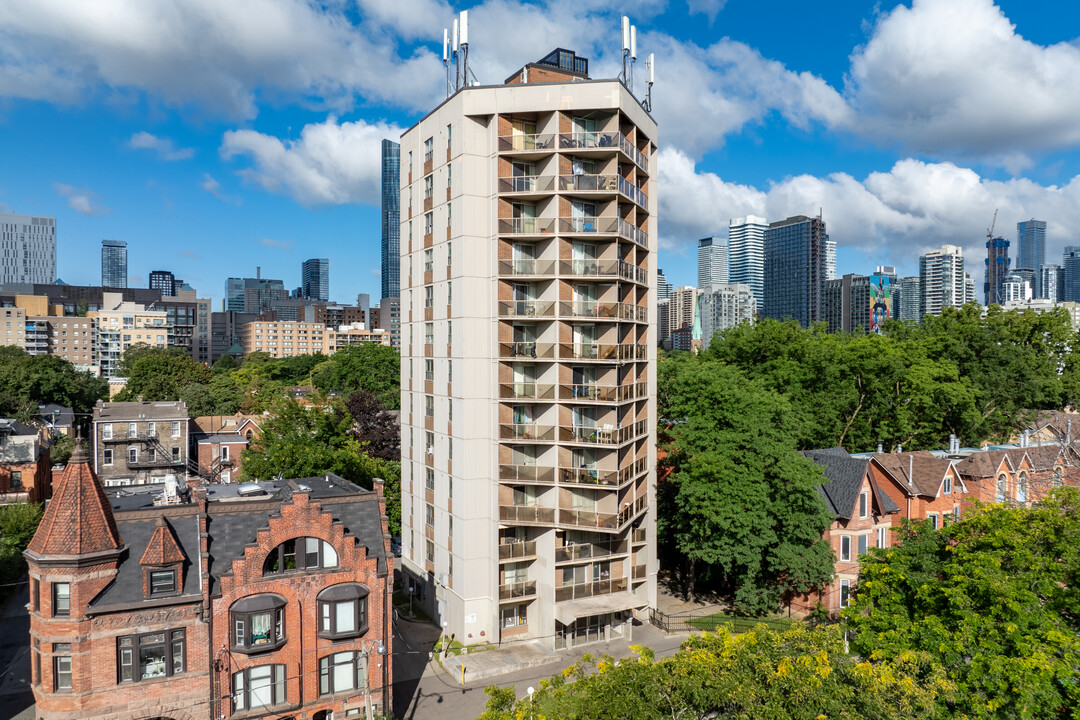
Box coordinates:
[399,48,658,650]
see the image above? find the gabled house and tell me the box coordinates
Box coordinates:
[25,443,393,720]
[955,444,1073,507]
[0,418,52,503]
[795,448,899,615]
[869,450,966,528]
[190,414,264,483]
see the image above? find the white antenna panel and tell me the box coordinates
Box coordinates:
[452,18,459,51]
[459,10,469,45]
[621,16,630,51]
[443,28,449,61]
[647,53,655,83]
[630,26,637,59]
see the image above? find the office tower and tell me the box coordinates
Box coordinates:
[1017,219,1046,293]
[149,270,176,296]
[875,265,897,281]
[1040,264,1064,301]
[670,286,699,334]
[1064,247,1080,302]
[381,140,401,301]
[301,258,330,301]
[225,269,287,313]
[0,213,56,284]
[728,216,766,305]
[700,283,755,348]
[985,235,1011,305]
[824,271,893,334]
[657,298,670,347]
[919,245,966,317]
[697,236,728,291]
[656,268,673,301]
[399,47,657,651]
[763,215,831,327]
[894,276,922,321]
[101,240,128,288]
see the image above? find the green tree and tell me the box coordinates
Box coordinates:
[311,344,400,409]
[114,346,212,403]
[0,502,44,598]
[241,398,401,535]
[49,432,75,465]
[0,347,107,419]
[845,489,1080,719]
[659,356,835,612]
[478,625,949,720]
[212,354,238,373]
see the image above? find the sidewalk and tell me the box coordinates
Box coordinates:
[0,579,35,720]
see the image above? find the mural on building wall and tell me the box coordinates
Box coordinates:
[870,275,892,333]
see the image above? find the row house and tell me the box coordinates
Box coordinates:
[796,448,899,614]
[92,400,190,486]
[869,450,966,528]
[0,418,52,503]
[954,443,1075,507]
[25,446,393,720]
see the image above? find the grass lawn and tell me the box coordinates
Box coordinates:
[684,613,797,633]
[433,637,494,657]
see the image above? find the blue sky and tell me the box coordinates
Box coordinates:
[2,0,1079,307]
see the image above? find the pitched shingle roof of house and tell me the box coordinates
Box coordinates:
[872,450,956,497]
[25,443,122,558]
[139,516,187,566]
[802,447,899,519]
[955,449,1012,479]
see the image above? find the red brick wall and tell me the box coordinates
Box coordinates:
[212,493,393,718]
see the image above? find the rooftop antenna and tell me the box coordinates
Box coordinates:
[442,27,451,97]
[452,17,460,91]
[643,52,654,112]
[620,16,630,84]
[459,10,478,87]
[629,25,637,93]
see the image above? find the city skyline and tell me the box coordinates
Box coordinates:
[0,1,1078,307]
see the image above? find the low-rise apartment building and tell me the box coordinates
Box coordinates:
[25,446,393,720]
[333,324,392,349]
[241,320,333,358]
[91,400,189,486]
[89,296,171,378]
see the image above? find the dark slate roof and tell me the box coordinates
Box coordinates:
[93,400,188,421]
[802,448,876,520]
[0,418,36,436]
[196,433,250,444]
[38,403,74,429]
[90,513,202,610]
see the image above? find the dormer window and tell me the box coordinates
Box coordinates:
[148,569,177,596]
[262,537,338,575]
[231,594,287,653]
[943,474,952,494]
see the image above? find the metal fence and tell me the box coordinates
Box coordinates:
[649,606,797,634]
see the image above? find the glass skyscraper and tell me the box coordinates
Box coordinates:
[696,236,728,291]
[763,215,831,328]
[1017,219,1046,295]
[101,240,127,288]
[381,140,401,301]
[728,215,766,307]
[301,258,330,301]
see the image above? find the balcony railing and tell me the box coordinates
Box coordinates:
[558,301,645,321]
[560,382,647,403]
[499,465,557,484]
[497,218,557,235]
[499,580,538,600]
[555,540,628,563]
[498,300,555,318]
[499,423,556,442]
[559,343,648,361]
[617,218,648,247]
[499,505,556,524]
[559,508,619,530]
[499,342,555,359]
[498,259,556,277]
[498,134,556,152]
[499,541,537,560]
[559,259,647,285]
[499,175,555,193]
[559,216,618,235]
[555,577,628,602]
[499,383,556,400]
[558,174,619,193]
[557,132,648,171]
[618,176,648,207]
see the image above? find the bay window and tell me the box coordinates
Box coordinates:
[231,595,287,652]
[318,584,370,639]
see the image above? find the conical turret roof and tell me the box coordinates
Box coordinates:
[26,442,122,558]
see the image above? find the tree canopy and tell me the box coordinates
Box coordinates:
[658,355,835,613]
[241,397,401,536]
[845,488,1080,719]
[478,625,949,720]
[311,343,401,409]
[113,346,213,403]
[0,346,107,421]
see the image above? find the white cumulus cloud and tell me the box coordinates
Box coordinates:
[129,131,194,161]
[53,182,110,215]
[221,117,403,207]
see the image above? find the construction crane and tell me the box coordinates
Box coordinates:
[987,208,998,241]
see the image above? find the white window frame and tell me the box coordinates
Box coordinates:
[839,534,851,562]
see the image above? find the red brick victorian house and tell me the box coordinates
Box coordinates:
[25,443,393,720]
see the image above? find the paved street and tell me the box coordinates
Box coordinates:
[0,580,34,720]
[392,614,689,720]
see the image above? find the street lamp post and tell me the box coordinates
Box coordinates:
[358,638,387,720]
